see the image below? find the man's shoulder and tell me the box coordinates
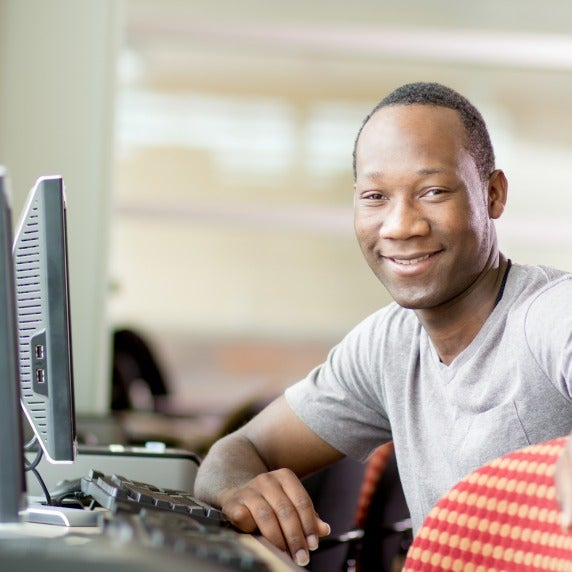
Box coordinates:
[501,263,572,328]
[507,262,572,298]
[511,261,570,280]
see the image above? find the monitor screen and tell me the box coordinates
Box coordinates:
[13,176,76,464]
[0,168,27,522]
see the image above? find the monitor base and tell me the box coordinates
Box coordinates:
[22,502,101,527]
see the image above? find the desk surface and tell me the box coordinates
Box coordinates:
[0,520,302,572]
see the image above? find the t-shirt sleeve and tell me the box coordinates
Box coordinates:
[285,311,393,462]
[524,275,572,399]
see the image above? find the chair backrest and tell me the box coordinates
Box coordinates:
[357,442,412,571]
[354,442,397,529]
[404,437,572,571]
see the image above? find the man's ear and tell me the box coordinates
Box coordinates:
[487,169,508,219]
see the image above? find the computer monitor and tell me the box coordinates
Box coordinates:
[0,168,27,523]
[12,176,77,464]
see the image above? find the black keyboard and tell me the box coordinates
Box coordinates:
[102,506,270,571]
[81,468,228,527]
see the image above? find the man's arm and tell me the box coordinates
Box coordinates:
[194,395,344,566]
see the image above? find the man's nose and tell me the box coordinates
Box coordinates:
[379,199,430,240]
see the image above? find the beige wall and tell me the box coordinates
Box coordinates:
[0,0,121,413]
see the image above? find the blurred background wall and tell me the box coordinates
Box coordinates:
[0,0,119,414]
[2,0,572,421]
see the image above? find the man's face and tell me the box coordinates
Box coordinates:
[353,104,496,310]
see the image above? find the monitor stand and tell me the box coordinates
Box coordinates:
[22,501,101,527]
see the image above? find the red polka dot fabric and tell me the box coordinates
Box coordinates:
[403,437,572,572]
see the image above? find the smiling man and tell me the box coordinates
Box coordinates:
[194,82,572,567]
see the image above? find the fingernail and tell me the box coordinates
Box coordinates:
[295,549,310,567]
[307,534,318,551]
[317,519,331,536]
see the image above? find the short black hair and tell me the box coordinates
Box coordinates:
[352,82,495,183]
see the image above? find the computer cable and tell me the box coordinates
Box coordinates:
[23,435,53,505]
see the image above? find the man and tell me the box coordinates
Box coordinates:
[194,82,572,567]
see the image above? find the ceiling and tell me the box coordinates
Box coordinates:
[121,1,572,144]
[124,0,572,37]
[123,1,572,75]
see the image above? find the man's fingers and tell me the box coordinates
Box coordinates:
[222,497,259,534]
[266,474,317,565]
[220,474,301,556]
[219,469,331,567]
[277,474,331,554]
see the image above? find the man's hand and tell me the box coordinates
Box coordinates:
[219,468,331,567]
[556,434,572,532]
[194,396,343,566]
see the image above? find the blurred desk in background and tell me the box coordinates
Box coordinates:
[77,410,227,455]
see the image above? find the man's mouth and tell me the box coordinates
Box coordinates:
[388,253,432,266]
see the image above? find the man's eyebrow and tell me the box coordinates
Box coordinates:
[417,167,446,175]
[357,170,384,181]
[358,167,447,180]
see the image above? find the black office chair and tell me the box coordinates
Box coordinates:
[111,328,169,413]
[303,456,368,571]
[309,442,412,572]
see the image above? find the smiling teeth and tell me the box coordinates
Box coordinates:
[393,254,431,265]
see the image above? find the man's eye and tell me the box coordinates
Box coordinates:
[425,188,446,197]
[363,192,386,200]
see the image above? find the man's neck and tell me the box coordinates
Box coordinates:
[414,255,509,366]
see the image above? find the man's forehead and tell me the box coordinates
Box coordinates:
[354,104,474,180]
[356,105,467,157]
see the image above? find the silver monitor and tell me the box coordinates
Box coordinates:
[13,176,76,464]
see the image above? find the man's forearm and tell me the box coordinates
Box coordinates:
[194,432,268,507]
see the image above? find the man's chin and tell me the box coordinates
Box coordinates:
[388,290,438,311]
[395,300,426,310]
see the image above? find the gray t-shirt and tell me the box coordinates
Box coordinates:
[285,262,572,532]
